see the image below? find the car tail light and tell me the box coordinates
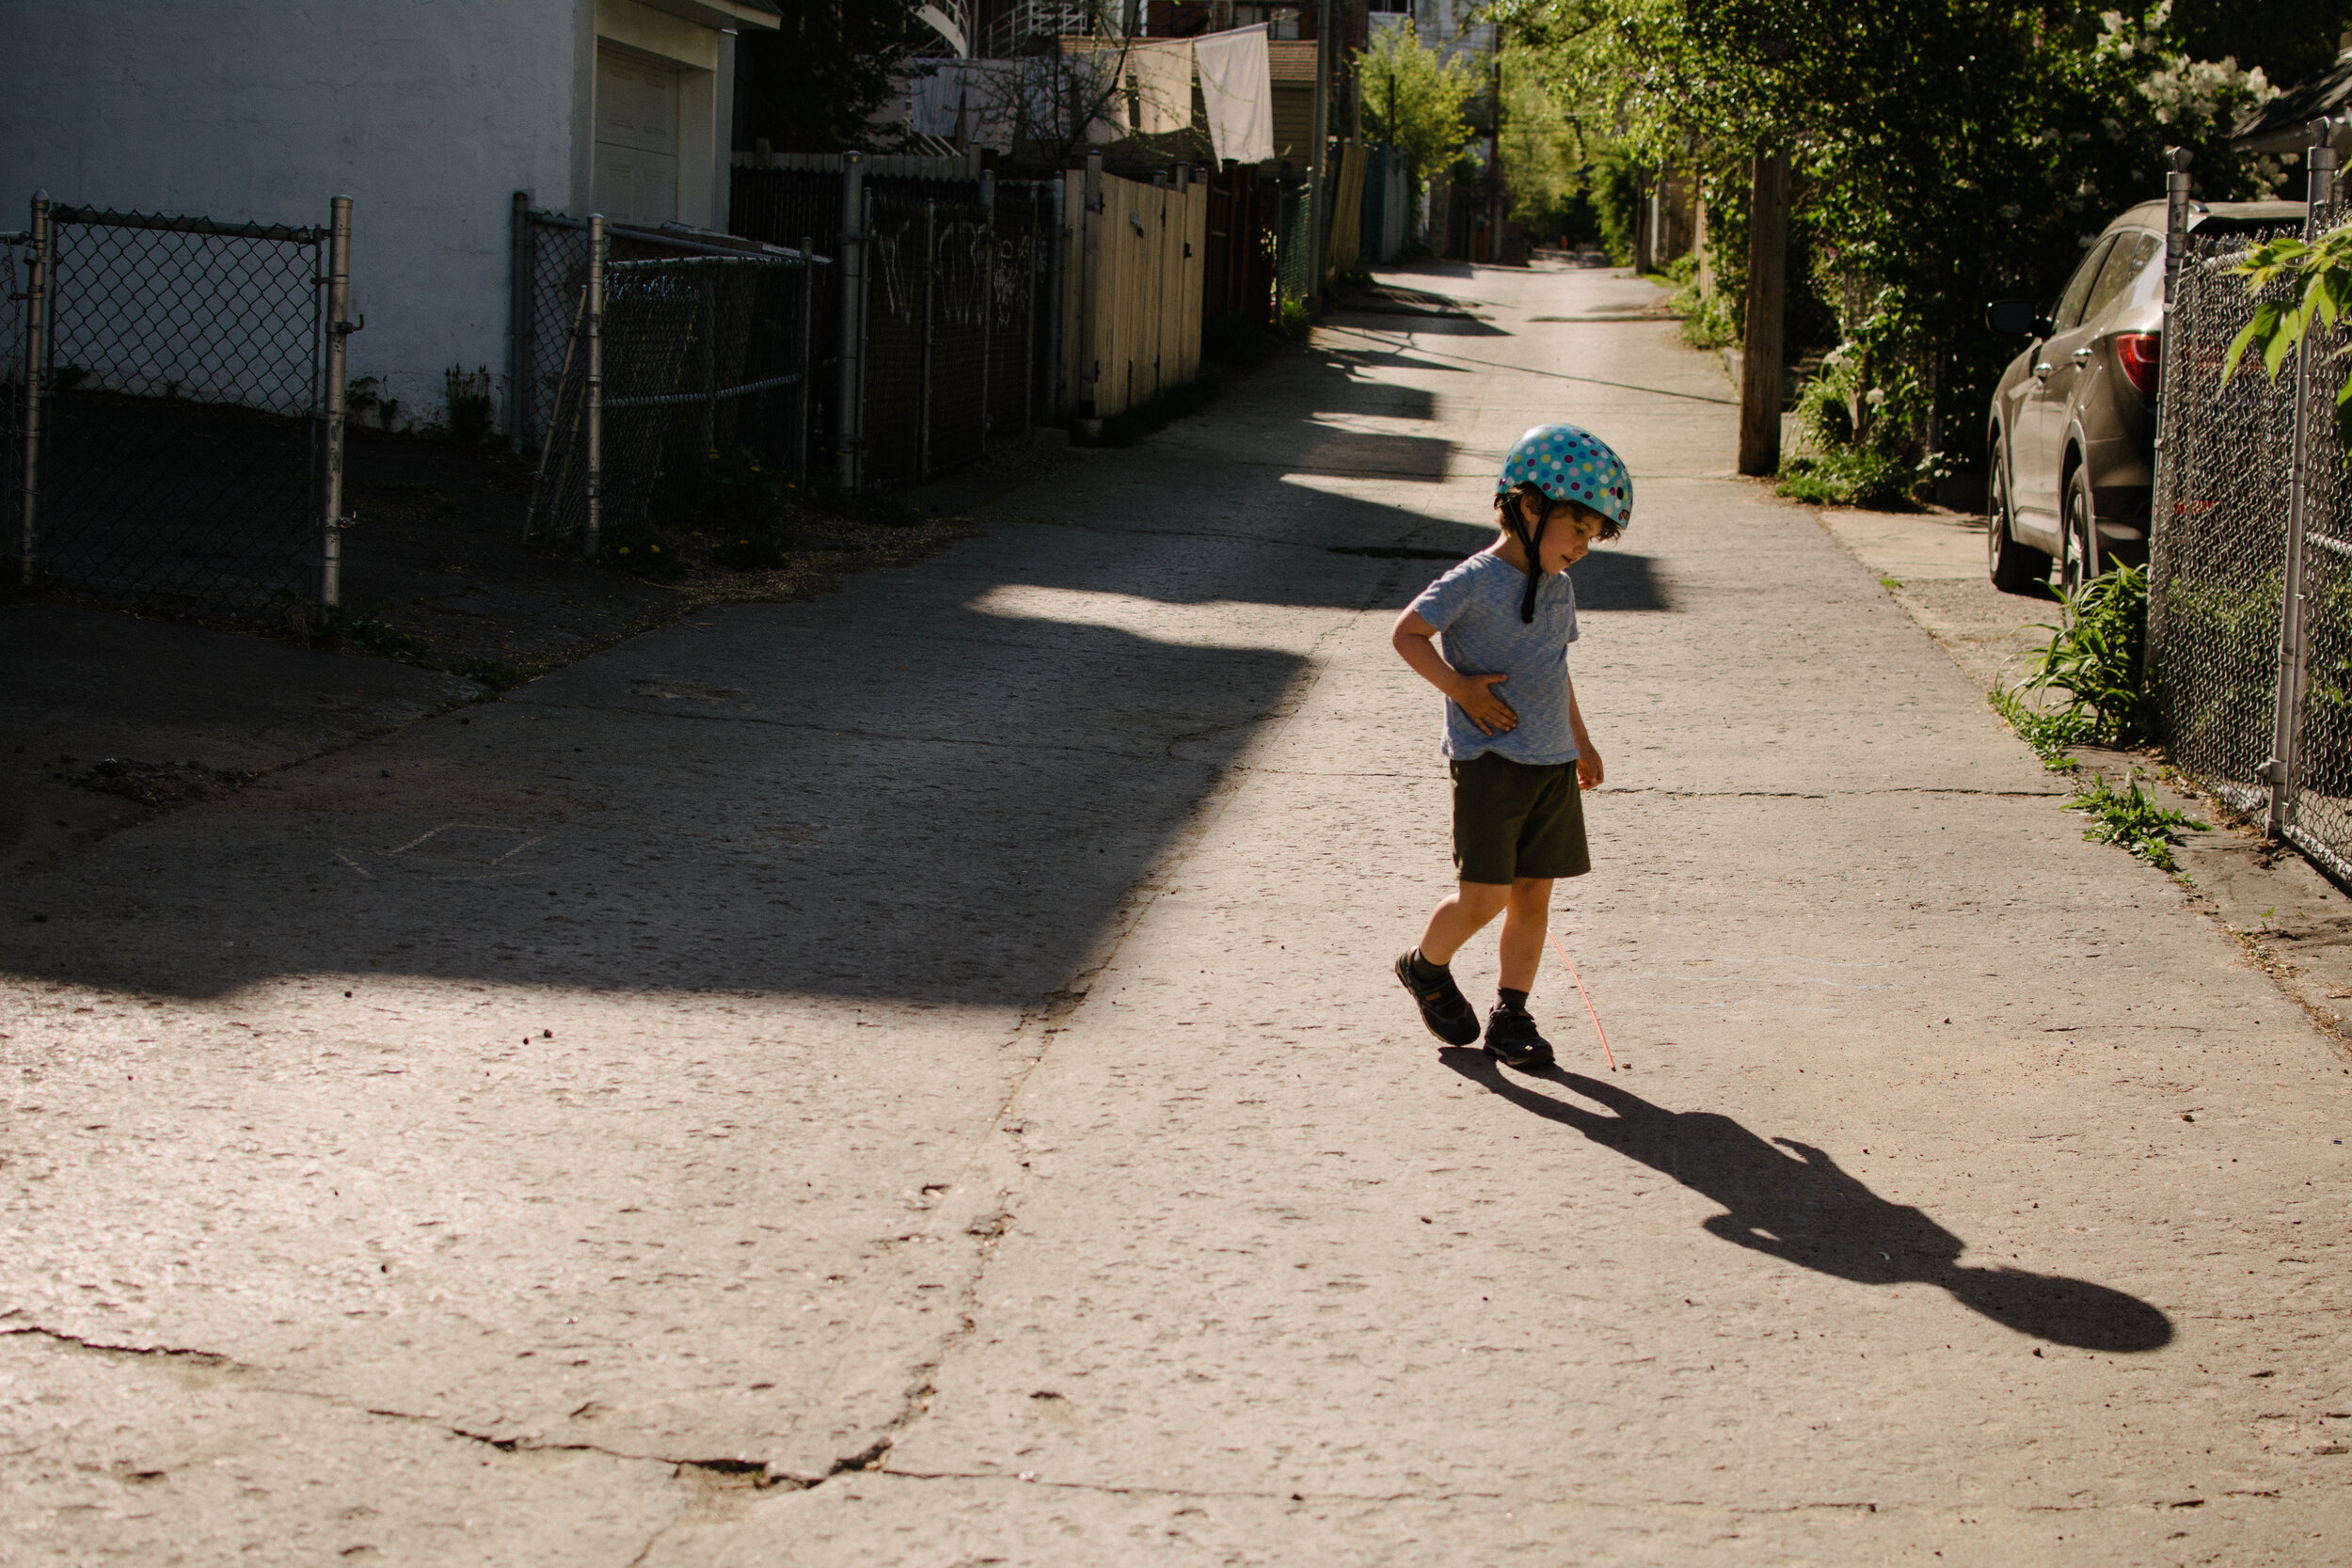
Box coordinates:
[2115,332,2160,396]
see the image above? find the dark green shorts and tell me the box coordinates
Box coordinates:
[1450,752,1592,885]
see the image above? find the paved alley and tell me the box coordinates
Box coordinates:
[4,258,2348,1565]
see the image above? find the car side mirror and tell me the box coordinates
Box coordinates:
[1986,300,2046,337]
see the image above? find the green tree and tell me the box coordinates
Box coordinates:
[1498,43,1588,239]
[736,0,934,154]
[1357,22,1483,205]
[1489,0,2283,467]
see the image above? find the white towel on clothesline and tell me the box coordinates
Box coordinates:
[1192,24,1274,165]
[908,60,962,138]
[1129,40,1196,136]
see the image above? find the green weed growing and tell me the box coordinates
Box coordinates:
[1989,685,2096,769]
[2066,769,2207,872]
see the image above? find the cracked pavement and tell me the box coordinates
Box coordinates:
[6,258,2352,1564]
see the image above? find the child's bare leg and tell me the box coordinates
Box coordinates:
[1496,877,1555,991]
[1417,881,1511,965]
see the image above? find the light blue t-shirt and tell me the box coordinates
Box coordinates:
[1406,551,1581,765]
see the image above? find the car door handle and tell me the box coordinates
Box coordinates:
[2072,346,2093,363]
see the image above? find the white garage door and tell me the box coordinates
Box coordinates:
[595,46,680,228]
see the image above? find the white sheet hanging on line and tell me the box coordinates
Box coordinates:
[908,60,964,138]
[956,58,1029,151]
[1192,24,1273,166]
[1060,49,1130,144]
[1129,40,1196,136]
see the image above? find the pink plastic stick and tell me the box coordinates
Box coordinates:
[1547,930,1617,1071]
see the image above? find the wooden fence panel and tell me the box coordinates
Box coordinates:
[1060,170,1205,421]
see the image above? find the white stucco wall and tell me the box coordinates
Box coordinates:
[0,0,586,431]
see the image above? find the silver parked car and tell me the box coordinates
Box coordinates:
[1983,198,2303,594]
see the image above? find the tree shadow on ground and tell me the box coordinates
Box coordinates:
[1438,1050,2173,1353]
[0,286,1685,1009]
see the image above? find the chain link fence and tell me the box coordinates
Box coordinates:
[4,229,27,569]
[853,184,1051,488]
[2278,197,2352,876]
[9,201,344,622]
[2148,221,2299,815]
[525,224,823,555]
[1276,182,1312,307]
[989,183,1056,442]
[510,205,808,456]
[2150,186,2352,884]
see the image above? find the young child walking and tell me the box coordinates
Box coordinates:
[1392,423,1630,1070]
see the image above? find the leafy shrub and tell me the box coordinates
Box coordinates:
[1676,285,1737,351]
[1590,145,1642,266]
[444,366,496,448]
[1774,451,1911,509]
[2019,564,2148,745]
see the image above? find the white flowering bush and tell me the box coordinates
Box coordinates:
[2097,2,2277,132]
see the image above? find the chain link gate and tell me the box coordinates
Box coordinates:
[525,216,823,555]
[988,182,1055,441]
[2282,194,2352,876]
[2149,134,2352,885]
[10,198,352,621]
[852,185,1045,489]
[2147,222,2300,815]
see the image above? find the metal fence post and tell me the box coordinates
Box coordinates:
[858,186,874,492]
[584,213,605,557]
[697,270,718,475]
[1080,150,1103,430]
[510,189,533,451]
[979,171,994,453]
[17,192,48,590]
[2265,120,2339,836]
[318,196,353,610]
[1044,175,1066,426]
[836,151,865,490]
[920,198,937,481]
[2147,148,2195,739]
[799,234,816,487]
[1024,186,1039,436]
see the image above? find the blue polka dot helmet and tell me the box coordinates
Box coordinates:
[1497,423,1632,530]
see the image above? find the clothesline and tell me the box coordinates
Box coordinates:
[906,24,1274,165]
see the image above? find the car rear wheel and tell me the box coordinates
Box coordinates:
[1987,435,2050,593]
[2059,464,2099,599]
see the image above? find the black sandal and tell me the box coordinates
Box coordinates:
[1484,1005,1555,1070]
[1396,950,1481,1046]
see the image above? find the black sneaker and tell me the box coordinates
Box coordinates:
[1484,1005,1555,1070]
[1396,950,1481,1045]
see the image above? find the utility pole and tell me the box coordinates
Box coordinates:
[1737,149,1788,477]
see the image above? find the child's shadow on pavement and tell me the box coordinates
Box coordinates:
[1437,1049,2172,1353]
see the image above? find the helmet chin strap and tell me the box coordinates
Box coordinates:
[1511,492,1549,623]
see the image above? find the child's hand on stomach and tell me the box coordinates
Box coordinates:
[1453,672,1518,736]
